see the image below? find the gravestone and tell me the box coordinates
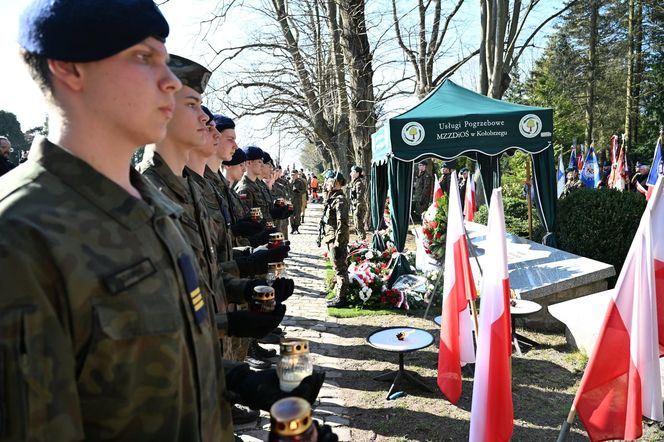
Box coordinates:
[465,222,615,331]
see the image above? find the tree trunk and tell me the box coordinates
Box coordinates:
[585,0,599,147]
[624,0,643,147]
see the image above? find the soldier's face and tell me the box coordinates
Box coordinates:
[193,121,218,158]
[226,163,244,181]
[418,164,426,173]
[325,177,335,191]
[247,159,262,175]
[217,128,237,161]
[0,140,10,158]
[73,38,181,147]
[165,85,208,149]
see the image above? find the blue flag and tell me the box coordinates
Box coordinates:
[557,153,565,198]
[580,147,600,188]
[568,146,577,171]
[646,139,663,187]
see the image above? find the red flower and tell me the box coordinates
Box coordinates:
[430,221,438,229]
[435,231,443,239]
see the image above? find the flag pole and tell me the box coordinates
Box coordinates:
[556,406,576,442]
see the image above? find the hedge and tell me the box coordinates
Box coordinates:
[554,188,646,282]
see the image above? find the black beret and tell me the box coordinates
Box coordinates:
[460,167,469,174]
[418,160,428,166]
[18,0,169,62]
[201,105,214,125]
[262,152,274,166]
[566,166,577,172]
[241,145,264,161]
[214,115,235,132]
[222,148,246,166]
[351,165,363,174]
[168,54,211,94]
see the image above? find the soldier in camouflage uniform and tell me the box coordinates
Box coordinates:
[349,165,368,239]
[290,169,307,233]
[412,159,434,221]
[1,2,232,439]
[561,166,584,198]
[221,149,252,246]
[322,171,351,308]
[272,165,291,240]
[4,3,325,441]
[235,145,273,221]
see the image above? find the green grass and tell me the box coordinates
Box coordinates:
[327,307,428,318]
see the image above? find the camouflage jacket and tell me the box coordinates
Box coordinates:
[189,167,237,274]
[0,138,232,441]
[271,177,290,202]
[235,174,271,221]
[291,178,307,211]
[322,189,350,247]
[413,171,433,205]
[349,176,368,211]
[218,172,248,226]
[257,180,274,213]
[138,152,247,314]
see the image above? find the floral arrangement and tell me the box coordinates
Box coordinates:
[421,195,448,262]
[335,240,423,310]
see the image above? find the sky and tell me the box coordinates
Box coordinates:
[0,0,565,168]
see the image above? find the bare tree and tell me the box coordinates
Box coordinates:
[584,0,599,146]
[480,0,577,99]
[391,0,478,98]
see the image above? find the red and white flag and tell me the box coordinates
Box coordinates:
[469,188,513,442]
[433,174,444,207]
[573,176,664,442]
[464,175,477,222]
[437,171,476,404]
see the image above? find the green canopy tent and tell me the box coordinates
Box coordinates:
[370,79,556,285]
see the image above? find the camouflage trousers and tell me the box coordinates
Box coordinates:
[278,218,289,241]
[352,205,368,240]
[290,204,302,229]
[222,303,250,361]
[327,242,349,298]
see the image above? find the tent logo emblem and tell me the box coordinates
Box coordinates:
[519,114,542,138]
[401,122,425,146]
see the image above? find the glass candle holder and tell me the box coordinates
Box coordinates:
[275,198,286,208]
[266,262,288,286]
[250,285,276,314]
[250,207,262,221]
[268,397,318,442]
[265,221,275,229]
[286,201,293,212]
[268,232,285,249]
[277,338,313,392]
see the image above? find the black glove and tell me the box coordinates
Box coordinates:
[249,227,278,248]
[230,217,264,237]
[235,245,290,277]
[314,422,339,442]
[272,278,295,304]
[226,304,286,338]
[224,365,325,412]
[270,205,290,220]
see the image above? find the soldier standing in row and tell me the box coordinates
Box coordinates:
[322,171,350,308]
[349,165,368,239]
[412,159,433,221]
[236,145,273,221]
[290,169,307,233]
[272,165,292,240]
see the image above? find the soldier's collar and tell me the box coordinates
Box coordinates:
[141,150,190,203]
[30,137,181,230]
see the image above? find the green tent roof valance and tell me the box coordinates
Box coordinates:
[371,79,553,164]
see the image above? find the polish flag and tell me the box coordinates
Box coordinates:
[573,176,664,441]
[463,175,477,222]
[433,174,444,207]
[437,171,476,404]
[469,188,513,442]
